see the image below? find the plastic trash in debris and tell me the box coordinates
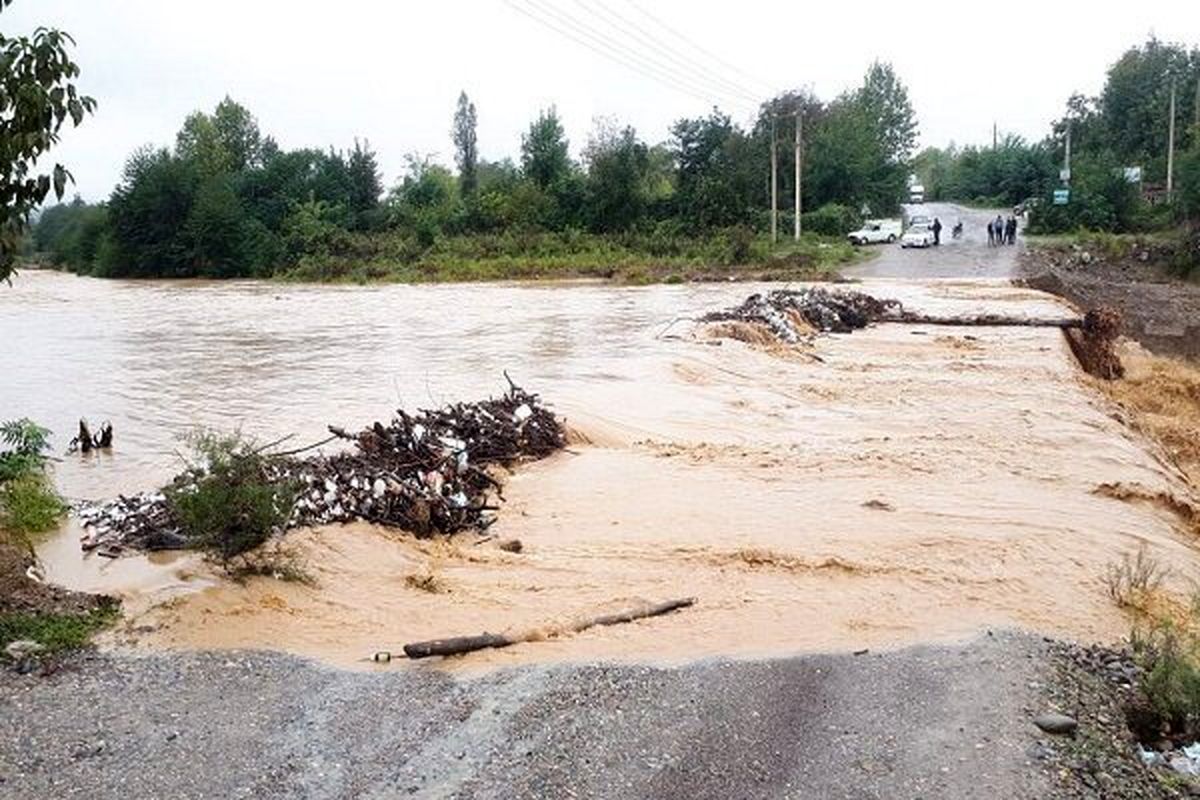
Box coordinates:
[513,404,533,423]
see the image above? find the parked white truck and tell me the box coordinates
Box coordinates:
[847,219,902,245]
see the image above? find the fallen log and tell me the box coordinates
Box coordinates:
[401,596,697,659]
[893,312,1083,329]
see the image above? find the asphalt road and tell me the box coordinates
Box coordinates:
[0,633,1057,800]
[842,202,1021,279]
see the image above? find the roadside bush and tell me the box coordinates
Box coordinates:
[0,419,65,540]
[1132,614,1200,731]
[801,203,862,237]
[0,475,67,538]
[1105,545,1169,612]
[165,431,297,561]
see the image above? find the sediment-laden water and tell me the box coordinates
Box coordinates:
[2,270,1194,669]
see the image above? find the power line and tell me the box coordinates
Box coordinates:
[520,0,757,111]
[505,0,757,114]
[571,0,762,105]
[617,0,775,96]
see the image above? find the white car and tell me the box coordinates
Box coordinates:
[847,219,902,245]
[900,222,935,248]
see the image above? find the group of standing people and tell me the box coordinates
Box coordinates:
[987,215,1017,246]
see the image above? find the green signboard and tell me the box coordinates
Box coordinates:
[1053,189,1070,205]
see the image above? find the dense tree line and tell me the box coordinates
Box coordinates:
[34,62,917,278]
[914,37,1200,234]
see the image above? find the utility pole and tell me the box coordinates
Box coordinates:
[993,122,998,150]
[794,109,802,241]
[1167,78,1176,201]
[1064,122,1072,185]
[770,113,778,245]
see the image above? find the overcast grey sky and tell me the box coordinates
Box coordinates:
[6,0,1199,202]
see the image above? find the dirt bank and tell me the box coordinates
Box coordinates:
[1018,240,1200,360]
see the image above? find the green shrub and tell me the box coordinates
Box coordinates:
[0,605,118,657]
[801,203,863,237]
[0,474,67,537]
[166,431,297,561]
[0,419,53,482]
[1132,616,1200,730]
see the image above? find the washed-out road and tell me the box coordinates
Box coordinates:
[0,204,1129,799]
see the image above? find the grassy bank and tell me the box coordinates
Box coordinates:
[274,230,866,285]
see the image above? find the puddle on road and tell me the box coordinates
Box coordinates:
[13,275,1199,671]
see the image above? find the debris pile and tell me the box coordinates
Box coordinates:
[701,287,903,343]
[285,383,564,534]
[76,383,565,555]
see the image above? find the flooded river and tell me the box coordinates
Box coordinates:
[2,270,1196,670]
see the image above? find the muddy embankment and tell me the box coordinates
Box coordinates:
[1018,239,1200,360]
[7,276,1192,672]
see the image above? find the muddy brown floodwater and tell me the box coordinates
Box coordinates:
[2,270,1197,671]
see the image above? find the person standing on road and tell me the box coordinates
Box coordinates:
[986,220,995,246]
[994,215,1005,246]
[931,217,942,246]
[1006,216,1017,245]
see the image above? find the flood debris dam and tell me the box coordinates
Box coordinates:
[699,287,1124,378]
[76,382,566,556]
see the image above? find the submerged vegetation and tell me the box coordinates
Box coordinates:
[165,431,297,562]
[30,62,919,282]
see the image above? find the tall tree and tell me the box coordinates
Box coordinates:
[521,107,571,189]
[0,0,95,282]
[211,97,263,172]
[584,119,650,232]
[452,91,479,197]
[347,139,383,222]
[856,61,919,163]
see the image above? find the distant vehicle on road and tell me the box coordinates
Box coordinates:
[907,214,932,228]
[900,221,936,248]
[909,184,925,203]
[847,219,902,245]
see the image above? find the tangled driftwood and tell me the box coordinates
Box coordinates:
[703,289,1125,380]
[76,382,566,555]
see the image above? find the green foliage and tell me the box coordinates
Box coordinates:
[802,203,863,236]
[915,137,1057,207]
[584,121,651,232]
[0,418,52,482]
[0,3,95,281]
[0,419,64,538]
[0,605,118,657]
[857,60,919,163]
[453,91,479,197]
[1132,613,1200,729]
[521,106,572,189]
[165,431,297,561]
[1027,153,1141,234]
[0,474,67,537]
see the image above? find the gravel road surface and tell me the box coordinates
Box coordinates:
[0,633,1058,799]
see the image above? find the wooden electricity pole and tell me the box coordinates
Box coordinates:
[794,109,802,241]
[770,114,778,244]
[1167,78,1177,201]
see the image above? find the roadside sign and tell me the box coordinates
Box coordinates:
[1053,189,1070,205]
[1059,168,1071,182]
[1123,166,1142,184]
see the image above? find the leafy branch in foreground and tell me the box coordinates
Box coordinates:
[1,0,96,282]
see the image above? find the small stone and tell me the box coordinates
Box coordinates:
[4,639,44,660]
[1033,713,1078,735]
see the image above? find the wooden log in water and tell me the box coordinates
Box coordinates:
[893,312,1083,329]
[402,597,698,660]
